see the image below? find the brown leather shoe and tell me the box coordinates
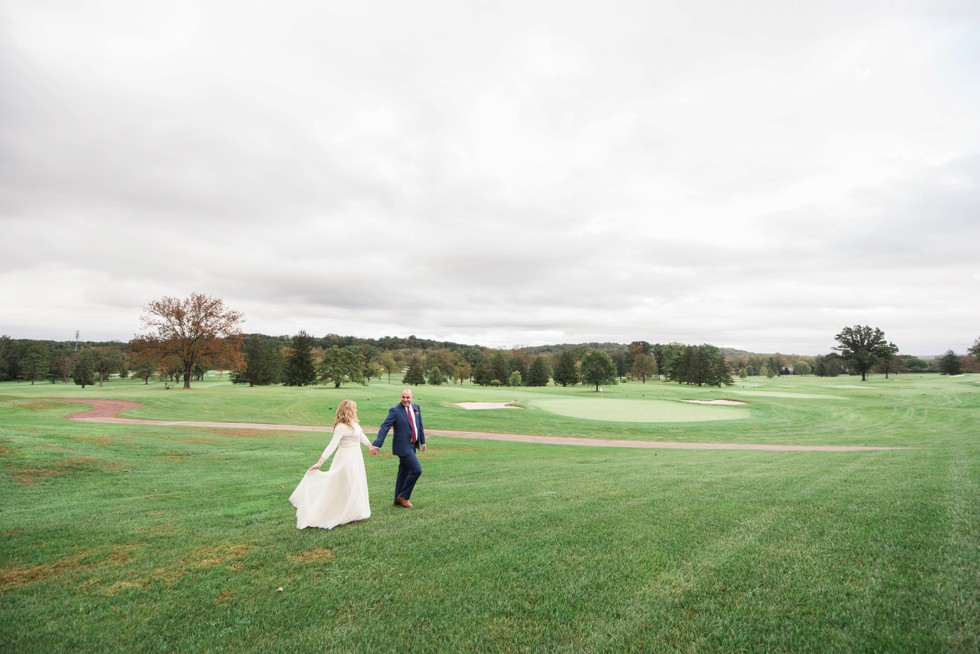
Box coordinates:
[395,496,414,508]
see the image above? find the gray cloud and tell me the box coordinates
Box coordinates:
[1,1,978,355]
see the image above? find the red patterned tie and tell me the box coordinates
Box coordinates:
[407,406,418,443]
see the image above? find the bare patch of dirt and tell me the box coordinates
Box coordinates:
[107,547,136,565]
[12,467,69,485]
[148,544,249,585]
[288,548,336,564]
[153,567,187,584]
[0,560,71,590]
[0,552,88,590]
[11,456,124,485]
[189,543,249,569]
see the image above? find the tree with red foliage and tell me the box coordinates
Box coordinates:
[136,293,244,389]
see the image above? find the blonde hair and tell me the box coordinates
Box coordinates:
[334,400,358,428]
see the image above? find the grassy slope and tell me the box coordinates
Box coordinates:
[0,374,977,652]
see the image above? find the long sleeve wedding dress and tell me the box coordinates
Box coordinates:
[289,423,372,529]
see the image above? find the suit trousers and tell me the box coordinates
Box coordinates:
[395,450,422,501]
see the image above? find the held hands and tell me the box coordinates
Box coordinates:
[363,445,422,455]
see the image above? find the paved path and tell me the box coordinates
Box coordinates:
[58,399,910,453]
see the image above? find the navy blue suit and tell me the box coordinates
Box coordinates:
[374,402,425,502]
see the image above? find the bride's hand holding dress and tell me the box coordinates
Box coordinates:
[289,400,373,530]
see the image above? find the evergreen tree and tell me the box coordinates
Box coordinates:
[937,350,962,376]
[0,336,11,381]
[553,350,578,387]
[235,335,284,386]
[526,356,551,386]
[508,370,523,387]
[489,352,510,386]
[403,358,426,385]
[72,351,95,388]
[653,343,685,381]
[667,346,692,383]
[707,346,735,386]
[666,345,733,386]
[283,330,317,386]
[19,340,49,385]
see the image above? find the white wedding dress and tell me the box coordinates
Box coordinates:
[289,422,372,530]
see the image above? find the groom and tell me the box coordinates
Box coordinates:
[371,388,426,508]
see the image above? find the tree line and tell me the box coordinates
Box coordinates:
[2,294,978,389]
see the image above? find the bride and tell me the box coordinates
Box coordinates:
[289,399,373,530]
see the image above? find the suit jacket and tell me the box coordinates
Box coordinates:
[374,402,425,456]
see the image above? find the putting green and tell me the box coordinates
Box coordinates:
[531,398,750,423]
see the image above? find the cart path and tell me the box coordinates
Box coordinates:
[57,399,910,453]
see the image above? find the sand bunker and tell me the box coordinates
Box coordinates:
[730,391,845,400]
[455,402,521,410]
[682,399,748,406]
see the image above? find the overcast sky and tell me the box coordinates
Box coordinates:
[2,1,978,355]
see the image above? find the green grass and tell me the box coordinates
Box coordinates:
[0,374,977,652]
[528,398,751,422]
